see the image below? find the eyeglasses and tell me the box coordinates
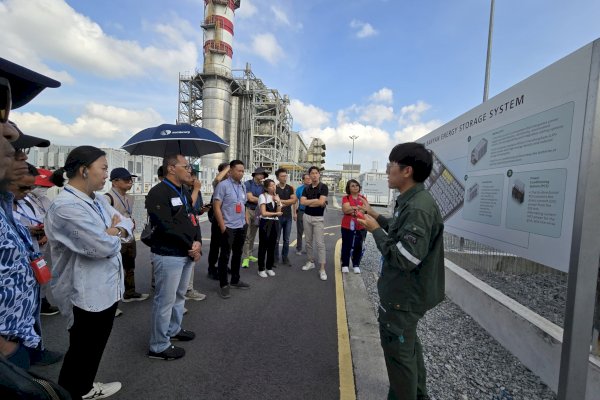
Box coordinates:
[0,77,11,123]
[174,164,192,171]
[15,148,31,155]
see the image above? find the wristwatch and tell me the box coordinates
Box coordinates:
[116,227,123,237]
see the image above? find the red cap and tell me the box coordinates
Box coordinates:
[35,168,54,187]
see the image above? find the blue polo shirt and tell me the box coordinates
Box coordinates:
[296,185,306,211]
[214,177,247,229]
[244,179,264,210]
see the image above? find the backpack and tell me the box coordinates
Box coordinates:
[254,194,264,225]
[207,194,215,224]
[0,355,72,399]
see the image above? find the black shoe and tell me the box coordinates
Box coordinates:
[219,285,231,299]
[231,281,250,290]
[207,269,219,280]
[30,349,63,366]
[148,345,185,360]
[40,298,59,316]
[170,329,195,341]
[122,292,149,303]
[282,256,291,266]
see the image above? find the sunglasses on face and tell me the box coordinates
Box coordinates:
[0,77,11,124]
[18,185,33,192]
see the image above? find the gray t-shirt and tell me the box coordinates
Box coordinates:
[213,177,247,229]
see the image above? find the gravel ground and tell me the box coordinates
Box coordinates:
[359,234,557,400]
[466,269,567,328]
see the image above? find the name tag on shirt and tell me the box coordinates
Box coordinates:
[171,197,183,206]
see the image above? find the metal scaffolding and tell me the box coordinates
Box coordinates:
[177,64,293,174]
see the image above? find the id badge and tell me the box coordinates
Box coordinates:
[189,214,197,226]
[235,202,242,213]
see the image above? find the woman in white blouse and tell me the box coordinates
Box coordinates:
[46,146,133,400]
[257,179,282,277]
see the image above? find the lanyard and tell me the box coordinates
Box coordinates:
[15,203,43,225]
[163,179,190,213]
[64,188,108,228]
[28,194,47,214]
[111,189,131,216]
[229,179,243,203]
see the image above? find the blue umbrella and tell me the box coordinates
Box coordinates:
[121,123,228,157]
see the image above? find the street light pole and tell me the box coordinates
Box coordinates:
[349,135,358,178]
[483,0,495,102]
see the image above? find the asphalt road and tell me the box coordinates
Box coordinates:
[32,202,348,400]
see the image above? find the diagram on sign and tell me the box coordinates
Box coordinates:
[424,151,464,222]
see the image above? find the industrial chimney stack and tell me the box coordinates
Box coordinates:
[200,0,241,170]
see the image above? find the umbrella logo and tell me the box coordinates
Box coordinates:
[160,130,172,136]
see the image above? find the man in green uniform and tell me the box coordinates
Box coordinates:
[358,142,444,400]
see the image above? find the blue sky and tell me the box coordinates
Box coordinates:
[3,0,600,172]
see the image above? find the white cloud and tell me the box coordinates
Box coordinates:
[11,103,164,147]
[0,0,199,81]
[250,33,285,65]
[291,97,440,170]
[350,19,378,39]
[236,0,257,19]
[359,104,395,126]
[369,88,393,104]
[271,5,291,26]
[395,101,442,142]
[289,100,331,130]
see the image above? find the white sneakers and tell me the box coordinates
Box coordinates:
[319,271,327,281]
[185,289,206,301]
[258,270,276,278]
[267,270,276,277]
[353,267,361,274]
[82,382,121,399]
[301,261,316,271]
[341,266,350,273]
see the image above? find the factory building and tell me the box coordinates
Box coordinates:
[177,0,306,187]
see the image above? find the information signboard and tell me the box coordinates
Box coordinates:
[418,43,595,272]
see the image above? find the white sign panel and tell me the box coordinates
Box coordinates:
[418,43,595,272]
[361,179,390,197]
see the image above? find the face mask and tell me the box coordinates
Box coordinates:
[31,187,49,197]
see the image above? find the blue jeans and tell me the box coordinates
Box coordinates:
[276,216,293,259]
[149,254,193,353]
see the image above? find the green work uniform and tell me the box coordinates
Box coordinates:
[371,182,445,400]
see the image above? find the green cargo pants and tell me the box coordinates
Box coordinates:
[379,309,427,400]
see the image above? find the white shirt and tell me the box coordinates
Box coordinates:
[258,193,278,220]
[45,185,133,328]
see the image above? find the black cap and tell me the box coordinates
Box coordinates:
[0,58,61,109]
[9,121,50,148]
[252,166,269,177]
[110,167,137,181]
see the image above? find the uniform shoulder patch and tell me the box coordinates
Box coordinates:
[403,233,418,244]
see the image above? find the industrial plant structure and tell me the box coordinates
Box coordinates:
[177,0,303,185]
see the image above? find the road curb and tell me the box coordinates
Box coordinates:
[343,266,388,399]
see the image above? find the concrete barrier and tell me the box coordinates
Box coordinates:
[445,259,600,398]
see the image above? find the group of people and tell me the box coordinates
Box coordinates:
[1,56,446,400]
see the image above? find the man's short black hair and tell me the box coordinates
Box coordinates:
[162,154,180,172]
[230,159,244,169]
[275,168,287,177]
[307,166,320,175]
[388,142,433,183]
[157,166,164,178]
